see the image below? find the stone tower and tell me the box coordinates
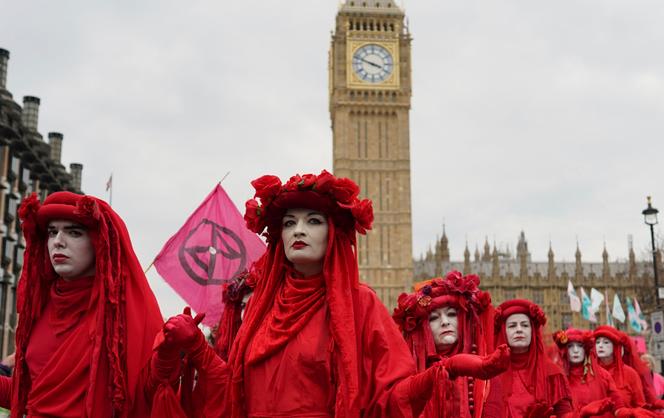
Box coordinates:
[329,0,413,307]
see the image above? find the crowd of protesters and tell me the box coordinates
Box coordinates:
[0,171,663,417]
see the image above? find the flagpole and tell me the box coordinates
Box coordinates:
[219,171,230,184]
[144,259,155,274]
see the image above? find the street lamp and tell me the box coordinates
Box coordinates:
[643,196,660,303]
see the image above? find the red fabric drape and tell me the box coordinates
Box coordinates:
[10,192,163,417]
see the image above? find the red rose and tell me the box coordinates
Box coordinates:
[476,291,492,311]
[298,173,317,189]
[244,199,264,233]
[350,199,373,234]
[529,304,547,326]
[284,175,302,191]
[75,196,101,221]
[251,175,282,202]
[18,193,40,223]
[329,177,360,204]
[314,170,335,193]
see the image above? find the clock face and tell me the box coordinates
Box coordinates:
[352,44,394,83]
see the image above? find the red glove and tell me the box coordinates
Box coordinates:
[580,398,614,418]
[525,402,553,418]
[648,399,664,410]
[615,408,659,418]
[441,344,510,379]
[162,307,206,353]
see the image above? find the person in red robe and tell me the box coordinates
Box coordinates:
[392,270,502,418]
[159,170,510,418]
[483,299,574,418]
[552,328,638,417]
[616,330,664,411]
[0,191,167,417]
[593,326,649,410]
[213,269,255,361]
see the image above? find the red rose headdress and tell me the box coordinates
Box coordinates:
[244,170,373,242]
[392,270,491,332]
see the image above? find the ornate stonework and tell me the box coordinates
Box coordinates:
[329,1,413,308]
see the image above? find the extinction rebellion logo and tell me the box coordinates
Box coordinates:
[178,218,248,285]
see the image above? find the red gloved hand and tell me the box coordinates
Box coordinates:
[580,398,614,418]
[615,407,658,418]
[649,399,664,410]
[162,307,206,353]
[442,344,510,379]
[525,402,553,418]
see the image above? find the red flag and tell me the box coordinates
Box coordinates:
[154,184,265,326]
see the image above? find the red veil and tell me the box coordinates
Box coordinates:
[392,271,494,418]
[225,171,375,418]
[12,192,163,417]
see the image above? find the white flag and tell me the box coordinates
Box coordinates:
[567,280,581,312]
[590,288,604,312]
[612,293,626,323]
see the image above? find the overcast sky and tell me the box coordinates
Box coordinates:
[2,1,663,318]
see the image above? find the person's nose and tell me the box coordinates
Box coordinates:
[293,219,306,237]
[440,314,450,327]
[53,231,65,248]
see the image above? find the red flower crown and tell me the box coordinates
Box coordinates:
[494,299,547,334]
[244,170,373,240]
[392,270,491,332]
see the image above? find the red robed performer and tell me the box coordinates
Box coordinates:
[392,271,507,418]
[0,192,172,417]
[154,183,266,327]
[157,170,509,418]
[483,299,574,418]
[616,329,664,411]
[552,328,634,418]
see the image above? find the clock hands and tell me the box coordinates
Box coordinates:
[360,57,383,69]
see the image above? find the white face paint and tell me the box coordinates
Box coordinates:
[505,313,532,353]
[567,342,586,364]
[428,305,459,352]
[281,208,329,276]
[595,337,614,361]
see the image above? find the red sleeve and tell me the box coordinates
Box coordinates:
[188,341,229,418]
[353,286,425,418]
[482,377,505,418]
[625,367,647,407]
[548,373,574,416]
[598,367,626,410]
[0,375,11,409]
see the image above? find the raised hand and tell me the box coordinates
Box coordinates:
[442,344,510,379]
[162,307,206,352]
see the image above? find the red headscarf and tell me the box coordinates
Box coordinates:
[225,170,373,418]
[593,325,628,386]
[393,271,494,370]
[553,328,594,378]
[13,192,163,417]
[493,299,557,403]
[392,271,494,418]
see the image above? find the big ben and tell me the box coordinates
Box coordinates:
[329,0,413,308]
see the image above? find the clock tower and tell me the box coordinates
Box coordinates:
[329,0,413,308]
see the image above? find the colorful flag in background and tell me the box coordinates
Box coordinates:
[626,297,642,332]
[567,280,581,312]
[581,287,596,323]
[154,184,266,326]
[612,293,626,323]
[590,288,604,313]
[633,297,648,331]
[605,289,613,326]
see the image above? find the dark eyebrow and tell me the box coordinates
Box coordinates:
[308,212,324,217]
[47,224,86,231]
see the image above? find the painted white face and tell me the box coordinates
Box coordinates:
[505,313,532,352]
[281,208,329,276]
[595,337,614,360]
[567,342,586,364]
[428,305,459,352]
[47,220,95,280]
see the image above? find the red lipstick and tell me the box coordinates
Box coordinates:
[292,241,307,249]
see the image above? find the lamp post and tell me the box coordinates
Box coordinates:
[643,196,660,304]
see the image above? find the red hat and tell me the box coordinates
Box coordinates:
[244,170,373,242]
[494,299,547,333]
[553,328,590,349]
[593,325,624,345]
[35,191,101,229]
